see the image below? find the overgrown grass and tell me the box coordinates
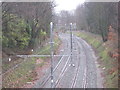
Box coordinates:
[3,57,36,88]
[3,36,61,88]
[2,57,23,73]
[75,31,118,88]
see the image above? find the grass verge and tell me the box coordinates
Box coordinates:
[75,31,118,88]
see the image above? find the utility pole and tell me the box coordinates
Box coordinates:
[69,23,75,67]
[50,22,54,88]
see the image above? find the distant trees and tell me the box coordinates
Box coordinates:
[75,2,118,42]
[54,10,75,31]
[59,10,75,26]
[2,2,53,53]
[75,4,87,31]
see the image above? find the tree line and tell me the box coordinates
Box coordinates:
[75,2,118,42]
[2,2,53,54]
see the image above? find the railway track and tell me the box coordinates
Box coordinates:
[70,41,81,88]
[40,55,70,87]
[75,35,97,88]
[39,37,71,88]
[54,56,70,88]
[76,38,87,88]
[53,35,88,88]
[54,36,81,88]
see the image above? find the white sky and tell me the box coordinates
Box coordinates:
[55,0,85,12]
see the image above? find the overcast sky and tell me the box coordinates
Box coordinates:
[55,0,85,12]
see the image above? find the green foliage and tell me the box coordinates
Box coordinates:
[40,30,47,36]
[2,35,9,47]
[2,2,52,50]
[2,14,30,49]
